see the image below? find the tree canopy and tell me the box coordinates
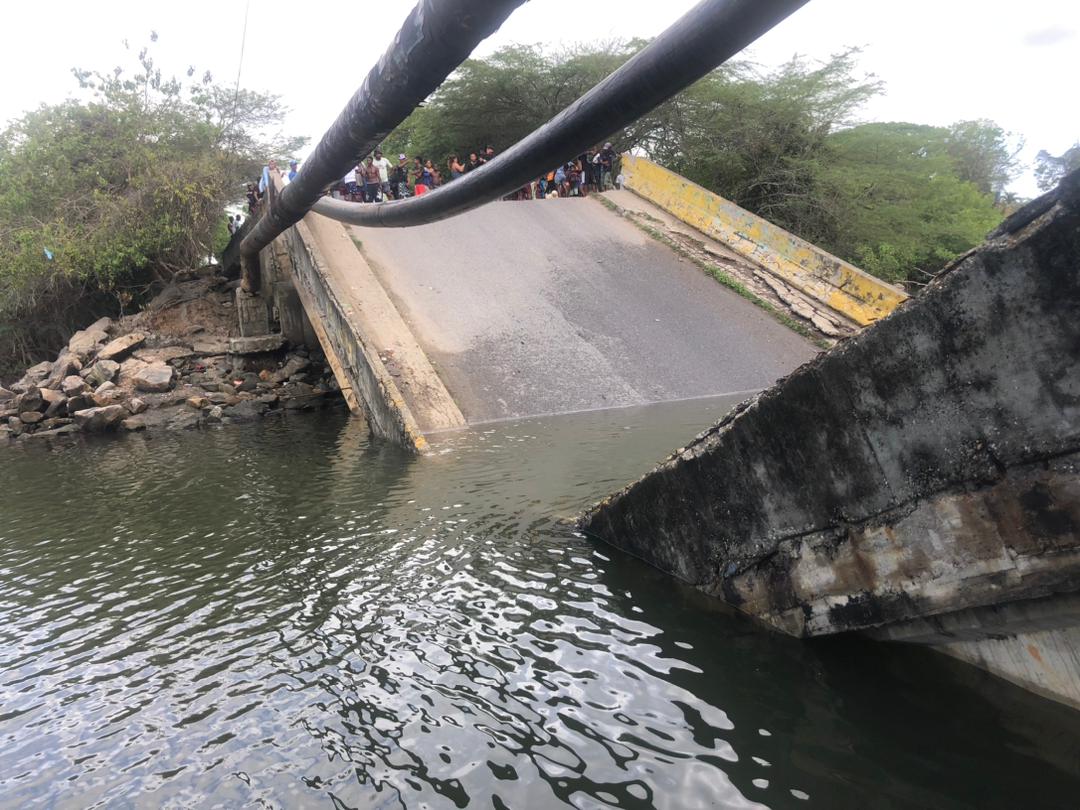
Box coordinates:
[0,37,304,376]
[1034,144,1080,192]
[386,43,1021,286]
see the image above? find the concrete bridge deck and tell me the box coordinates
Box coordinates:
[348,196,817,427]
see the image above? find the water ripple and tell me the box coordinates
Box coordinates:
[2,402,1080,808]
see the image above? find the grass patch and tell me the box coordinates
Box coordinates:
[594,195,829,349]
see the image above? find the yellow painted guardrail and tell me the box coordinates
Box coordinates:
[619,155,907,325]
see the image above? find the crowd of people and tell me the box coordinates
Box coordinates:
[245,143,620,214]
[331,142,620,203]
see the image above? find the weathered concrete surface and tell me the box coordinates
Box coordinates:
[580,171,1080,648]
[618,155,908,326]
[603,190,859,340]
[350,197,817,424]
[871,591,1080,710]
[281,210,466,451]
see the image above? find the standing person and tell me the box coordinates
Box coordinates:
[342,165,359,201]
[599,142,616,191]
[227,215,236,235]
[372,150,392,199]
[424,159,440,188]
[287,160,299,182]
[390,154,410,199]
[448,154,464,181]
[258,159,278,200]
[464,151,482,173]
[362,156,382,202]
[554,164,567,196]
[568,159,583,197]
[246,183,259,213]
[577,152,591,193]
[412,157,428,195]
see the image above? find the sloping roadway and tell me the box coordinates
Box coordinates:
[349,195,817,426]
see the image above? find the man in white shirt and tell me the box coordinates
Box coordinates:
[373,150,392,200]
[342,167,359,201]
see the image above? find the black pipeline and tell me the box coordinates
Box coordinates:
[241,0,809,287]
[238,0,527,290]
[313,0,809,228]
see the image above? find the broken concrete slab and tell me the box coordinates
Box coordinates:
[97,332,147,361]
[227,334,285,354]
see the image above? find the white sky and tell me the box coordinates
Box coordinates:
[3,1,1077,197]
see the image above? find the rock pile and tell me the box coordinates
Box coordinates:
[1,316,342,443]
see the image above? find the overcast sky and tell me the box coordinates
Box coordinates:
[3,1,1077,197]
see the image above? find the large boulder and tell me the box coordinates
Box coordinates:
[61,376,89,397]
[44,351,82,389]
[67,326,110,360]
[271,354,311,383]
[39,417,73,430]
[19,411,43,425]
[225,400,269,422]
[26,423,80,439]
[97,332,146,361]
[133,363,175,393]
[65,394,94,413]
[40,388,68,418]
[118,357,148,388]
[14,387,44,413]
[92,387,125,407]
[72,404,127,432]
[85,359,120,387]
[18,361,53,390]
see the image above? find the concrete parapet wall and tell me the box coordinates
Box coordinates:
[283,217,432,453]
[618,154,907,326]
[581,171,1080,641]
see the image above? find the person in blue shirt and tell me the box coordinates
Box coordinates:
[287,160,299,182]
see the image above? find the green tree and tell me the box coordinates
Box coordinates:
[1034,144,1080,191]
[0,36,305,378]
[383,42,1008,287]
[383,42,642,166]
[943,119,1023,200]
[639,49,881,246]
[820,123,1003,282]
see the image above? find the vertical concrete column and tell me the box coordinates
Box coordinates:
[235,289,270,337]
[273,281,312,346]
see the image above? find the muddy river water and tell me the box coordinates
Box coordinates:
[2,398,1079,808]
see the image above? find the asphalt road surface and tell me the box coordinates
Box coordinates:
[350,196,818,424]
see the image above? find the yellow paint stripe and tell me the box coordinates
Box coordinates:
[620,155,907,326]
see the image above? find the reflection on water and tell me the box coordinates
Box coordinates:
[1,398,1079,809]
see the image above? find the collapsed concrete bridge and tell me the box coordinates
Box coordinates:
[580,170,1080,709]
[219,0,1080,712]
[223,161,1080,712]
